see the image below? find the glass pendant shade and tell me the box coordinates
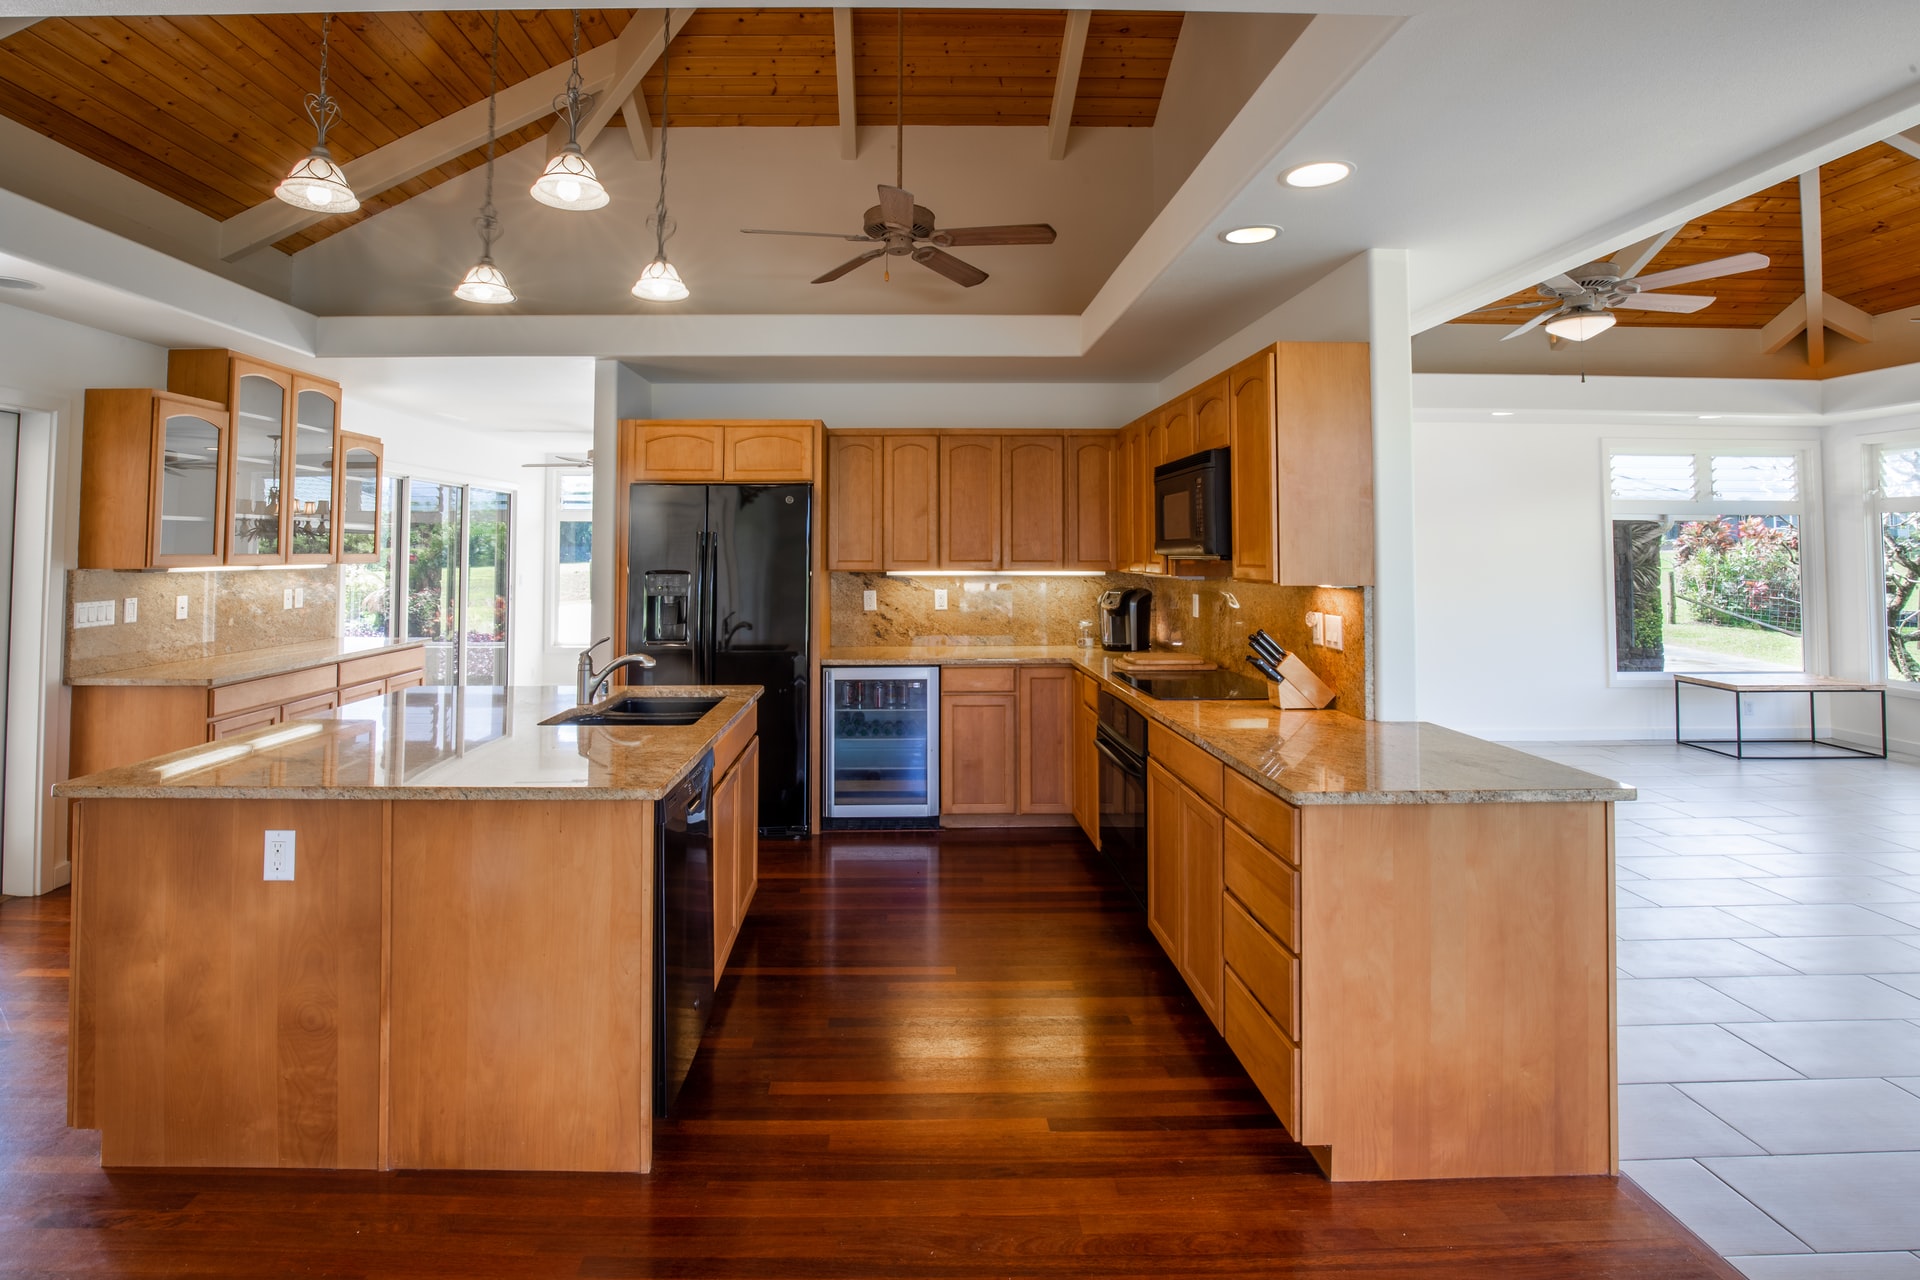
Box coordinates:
[1545,309,1617,341]
[632,258,689,301]
[275,147,359,213]
[454,258,514,304]
[531,145,609,211]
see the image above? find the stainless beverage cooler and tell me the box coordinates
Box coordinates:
[822,667,940,824]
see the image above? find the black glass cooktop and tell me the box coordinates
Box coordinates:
[1113,669,1270,701]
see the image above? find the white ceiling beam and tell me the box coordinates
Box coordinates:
[1800,168,1824,367]
[546,8,693,161]
[1758,290,1874,355]
[0,18,41,39]
[1046,10,1091,162]
[1885,127,1920,161]
[834,8,857,161]
[219,38,629,261]
[1822,290,1874,344]
[1611,226,1680,280]
[623,89,653,162]
[1760,293,1808,354]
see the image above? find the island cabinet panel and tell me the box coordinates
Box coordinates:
[69,685,208,778]
[940,689,1018,814]
[939,434,1002,569]
[390,801,652,1173]
[70,799,384,1168]
[1016,665,1073,814]
[826,434,884,571]
[882,434,940,570]
[1192,374,1231,452]
[624,422,724,481]
[713,735,761,978]
[1228,349,1276,583]
[1001,434,1065,569]
[1064,434,1114,570]
[722,423,815,481]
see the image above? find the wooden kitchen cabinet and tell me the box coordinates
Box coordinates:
[80,389,229,570]
[1159,397,1194,464]
[940,668,1018,815]
[336,433,384,563]
[1192,375,1230,452]
[1001,434,1065,569]
[723,423,814,481]
[712,739,744,975]
[1229,349,1276,583]
[1146,760,1224,1026]
[883,434,940,570]
[624,422,725,481]
[1112,421,1141,573]
[1070,674,1100,847]
[826,434,884,571]
[940,434,1001,569]
[1064,434,1114,570]
[288,377,340,563]
[1016,666,1073,814]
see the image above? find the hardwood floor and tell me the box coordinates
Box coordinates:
[0,831,1738,1277]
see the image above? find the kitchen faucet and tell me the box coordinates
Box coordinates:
[577,638,657,704]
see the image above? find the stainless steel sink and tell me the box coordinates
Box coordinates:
[542,695,722,728]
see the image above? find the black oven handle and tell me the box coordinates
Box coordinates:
[1094,731,1145,779]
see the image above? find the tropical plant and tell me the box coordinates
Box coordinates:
[1673,517,1800,633]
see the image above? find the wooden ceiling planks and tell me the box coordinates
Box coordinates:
[1458,140,1920,330]
[0,8,1179,252]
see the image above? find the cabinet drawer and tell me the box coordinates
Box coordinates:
[210,664,337,717]
[339,680,386,705]
[282,690,339,718]
[208,705,280,739]
[1147,723,1223,806]
[339,648,424,687]
[713,703,758,775]
[1224,821,1298,950]
[1224,968,1300,1136]
[385,670,424,693]
[1223,770,1299,866]
[941,666,1015,693]
[1224,894,1298,1040]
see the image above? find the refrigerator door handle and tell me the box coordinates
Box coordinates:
[689,531,706,683]
[705,533,720,671]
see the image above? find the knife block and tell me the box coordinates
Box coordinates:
[1266,653,1335,710]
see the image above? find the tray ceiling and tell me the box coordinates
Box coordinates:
[0,8,1180,255]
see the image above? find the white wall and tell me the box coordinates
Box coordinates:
[1823,410,1920,753]
[643,378,1147,430]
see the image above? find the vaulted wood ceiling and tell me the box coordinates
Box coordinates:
[0,8,1181,255]
[1457,140,1920,329]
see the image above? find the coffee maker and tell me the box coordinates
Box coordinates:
[1098,587,1153,651]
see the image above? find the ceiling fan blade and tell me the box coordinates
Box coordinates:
[812,248,887,284]
[1499,308,1562,341]
[741,228,878,242]
[912,246,988,288]
[934,223,1057,247]
[1628,252,1769,292]
[1540,273,1580,292]
[1612,292,1715,313]
[878,184,915,231]
[1464,299,1557,315]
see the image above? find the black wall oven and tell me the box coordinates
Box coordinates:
[1094,690,1148,910]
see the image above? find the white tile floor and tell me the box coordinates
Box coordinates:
[1529,741,1920,1279]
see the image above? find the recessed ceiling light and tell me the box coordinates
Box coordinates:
[1283,161,1353,188]
[0,275,44,291]
[1491,411,1513,416]
[1219,225,1280,245]
[1698,414,1722,420]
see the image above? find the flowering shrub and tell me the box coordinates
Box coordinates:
[1674,517,1800,632]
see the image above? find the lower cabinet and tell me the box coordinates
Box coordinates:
[1146,759,1225,1027]
[1070,675,1099,847]
[712,735,760,978]
[940,664,1077,818]
[941,687,1019,814]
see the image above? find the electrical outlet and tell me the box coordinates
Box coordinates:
[74,600,114,628]
[263,829,296,881]
[1191,592,1200,618]
[863,589,877,612]
[283,587,294,610]
[934,588,948,610]
[123,597,138,623]
[1324,613,1344,651]
[294,586,305,608]
[176,595,190,620]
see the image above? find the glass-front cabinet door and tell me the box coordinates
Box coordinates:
[226,361,289,562]
[147,395,226,567]
[289,378,339,562]
[336,433,383,563]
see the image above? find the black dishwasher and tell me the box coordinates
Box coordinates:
[655,751,714,1116]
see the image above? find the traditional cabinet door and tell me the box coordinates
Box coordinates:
[712,748,743,976]
[827,434,884,571]
[1160,397,1195,463]
[626,423,725,481]
[1016,665,1073,814]
[1146,761,1184,957]
[939,434,1001,569]
[882,434,940,570]
[1064,434,1114,570]
[940,692,1018,814]
[1229,349,1277,583]
[226,359,292,563]
[1113,422,1140,573]
[336,434,384,564]
[148,396,228,569]
[1138,416,1165,576]
[723,423,814,481]
[288,377,340,563]
[1274,342,1375,587]
[1001,434,1065,569]
[1177,780,1225,1024]
[1071,695,1100,846]
[1193,374,1231,452]
[734,737,761,924]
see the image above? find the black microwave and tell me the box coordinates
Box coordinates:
[1153,448,1231,559]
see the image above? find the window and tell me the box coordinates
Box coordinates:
[551,471,593,647]
[1875,443,1920,682]
[1606,446,1810,675]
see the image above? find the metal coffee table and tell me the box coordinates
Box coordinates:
[1674,673,1888,760]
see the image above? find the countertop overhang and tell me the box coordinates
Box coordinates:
[68,636,429,688]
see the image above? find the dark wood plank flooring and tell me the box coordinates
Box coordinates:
[0,830,1737,1277]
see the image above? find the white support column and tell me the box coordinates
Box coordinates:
[834,8,858,160]
[1366,247,1417,722]
[624,90,653,161]
[1801,168,1825,368]
[1046,11,1091,161]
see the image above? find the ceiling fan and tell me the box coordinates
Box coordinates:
[1472,251,1771,341]
[523,450,592,468]
[738,9,1056,287]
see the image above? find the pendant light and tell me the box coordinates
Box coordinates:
[455,12,514,304]
[531,10,610,211]
[632,9,689,302]
[274,14,360,213]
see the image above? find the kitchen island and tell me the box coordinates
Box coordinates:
[827,644,1634,1182]
[57,683,760,1174]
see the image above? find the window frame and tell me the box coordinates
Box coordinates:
[1601,437,1826,687]
[544,461,595,654]
[1869,434,1920,688]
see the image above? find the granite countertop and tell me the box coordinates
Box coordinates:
[823,644,1634,806]
[55,684,761,802]
[68,636,429,688]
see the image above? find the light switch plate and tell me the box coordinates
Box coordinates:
[863,589,877,611]
[1324,613,1344,651]
[74,600,114,628]
[263,829,296,881]
[934,588,948,610]
[294,586,305,608]
[123,597,138,623]
[1191,593,1200,618]
[283,587,294,609]
[176,595,190,620]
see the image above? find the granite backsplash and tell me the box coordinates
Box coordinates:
[829,571,1371,717]
[66,565,340,678]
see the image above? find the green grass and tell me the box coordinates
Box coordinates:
[1661,621,1802,668]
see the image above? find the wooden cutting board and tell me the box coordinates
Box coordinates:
[1115,653,1217,672]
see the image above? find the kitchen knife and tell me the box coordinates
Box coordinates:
[1249,630,1288,667]
[1247,653,1285,685]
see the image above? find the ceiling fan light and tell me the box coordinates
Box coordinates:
[1220,225,1280,245]
[1282,161,1352,189]
[454,258,514,304]
[632,258,689,302]
[274,147,359,213]
[1544,310,1617,341]
[530,145,609,211]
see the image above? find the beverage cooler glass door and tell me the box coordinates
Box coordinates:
[824,667,940,818]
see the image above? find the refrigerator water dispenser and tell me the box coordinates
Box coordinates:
[642,570,692,645]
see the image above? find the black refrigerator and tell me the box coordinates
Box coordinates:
[626,483,812,834]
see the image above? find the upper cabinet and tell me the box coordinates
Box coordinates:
[1001,434,1064,569]
[289,378,338,563]
[1228,351,1277,584]
[153,402,227,567]
[882,434,939,571]
[1064,434,1114,571]
[723,423,814,481]
[940,435,1001,570]
[226,359,291,563]
[1160,397,1194,464]
[81,388,230,570]
[826,435,884,572]
[1193,375,1231,453]
[336,433,384,564]
[622,421,820,484]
